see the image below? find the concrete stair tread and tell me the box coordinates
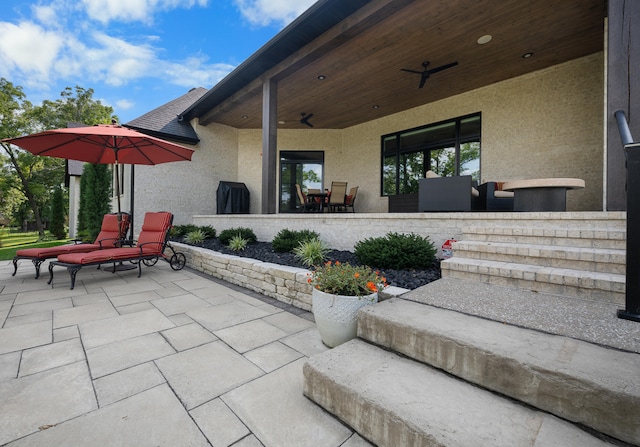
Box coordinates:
[442,257,626,283]
[453,240,625,257]
[399,277,639,353]
[355,296,640,445]
[463,226,626,237]
[304,339,620,447]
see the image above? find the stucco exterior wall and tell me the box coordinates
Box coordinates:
[131,122,238,234]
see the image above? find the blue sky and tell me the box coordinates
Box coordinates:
[1,0,317,123]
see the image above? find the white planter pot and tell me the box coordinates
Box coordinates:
[312,288,378,348]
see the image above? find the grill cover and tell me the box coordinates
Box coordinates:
[216,181,250,214]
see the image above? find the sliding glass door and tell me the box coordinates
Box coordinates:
[279,151,324,213]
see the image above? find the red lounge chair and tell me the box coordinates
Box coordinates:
[47,212,182,290]
[12,212,130,279]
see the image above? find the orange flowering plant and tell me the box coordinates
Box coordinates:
[307,261,387,297]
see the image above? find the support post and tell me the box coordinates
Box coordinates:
[261,79,278,214]
[619,142,640,322]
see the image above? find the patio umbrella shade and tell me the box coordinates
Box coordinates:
[3,124,194,165]
[3,123,194,239]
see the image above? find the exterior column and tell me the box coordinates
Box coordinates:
[262,79,278,214]
[606,0,640,210]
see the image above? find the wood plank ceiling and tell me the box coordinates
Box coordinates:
[199,0,606,130]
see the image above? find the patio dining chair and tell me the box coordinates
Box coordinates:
[328,181,348,212]
[343,186,358,212]
[295,184,319,212]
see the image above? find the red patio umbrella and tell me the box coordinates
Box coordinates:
[3,123,194,235]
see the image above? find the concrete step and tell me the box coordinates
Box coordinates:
[440,257,625,304]
[452,240,626,274]
[355,298,640,445]
[462,226,626,250]
[303,338,622,447]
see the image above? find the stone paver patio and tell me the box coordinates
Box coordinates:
[0,259,371,446]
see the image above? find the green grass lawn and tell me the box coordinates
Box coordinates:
[0,229,70,261]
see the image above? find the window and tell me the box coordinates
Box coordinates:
[381,113,481,196]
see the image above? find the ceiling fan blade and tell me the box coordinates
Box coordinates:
[300,113,314,127]
[401,68,423,74]
[427,61,458,75]
[419,74,428,89]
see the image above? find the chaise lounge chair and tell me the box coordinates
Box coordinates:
[12,212,130,279]
[48,211,184,289]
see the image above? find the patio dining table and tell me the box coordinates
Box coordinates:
[307,191,329,212]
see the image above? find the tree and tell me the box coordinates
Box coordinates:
[0,79,48,235]
[77,163,111,241]
[0,80,116,237]
[49,185,66,239]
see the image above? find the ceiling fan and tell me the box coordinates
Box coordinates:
[401,61,458,89]
[300,112,314,128]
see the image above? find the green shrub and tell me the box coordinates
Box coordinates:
[228,235,249,251]
[200,225,216,239]
[292,237,331,267]
[172,224,198,238]
[218,227,257,245]
[184,229,205,245]
[271,228,320,253]
[354,232,436,269]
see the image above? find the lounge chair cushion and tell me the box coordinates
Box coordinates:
[136,212,173,250]
[15,213,128,259]
[16,246,75,258]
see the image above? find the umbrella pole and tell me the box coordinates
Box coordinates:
[115,160,122,216]
[113,153,136,271]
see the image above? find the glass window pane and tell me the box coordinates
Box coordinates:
[459,141,480,182]
[383,135,397,155]
[429,147,456,177]
[399,151,424,194]
[460,115,481,139]
[382,155,397,195]
[400,122,456,149]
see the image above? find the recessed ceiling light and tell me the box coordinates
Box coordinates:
[522,52,533,58]
[477,35,492,45]
[278,121,285,124]
[317,75,326,80]
[242,115,248,119]
[372,105,380,109]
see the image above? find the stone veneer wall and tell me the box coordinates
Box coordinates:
[175,242,407,311]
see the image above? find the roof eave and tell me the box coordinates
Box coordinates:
[180,0,370,121]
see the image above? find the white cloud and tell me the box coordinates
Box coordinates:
[160,56,234,88]
[0,21,63,80]
[80,0,210,25]
[234,0,317,27]
[116,98,135,110]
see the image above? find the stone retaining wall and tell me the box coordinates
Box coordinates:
[174,242,407,311]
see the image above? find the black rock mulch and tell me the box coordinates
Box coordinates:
[177,238,441,291]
